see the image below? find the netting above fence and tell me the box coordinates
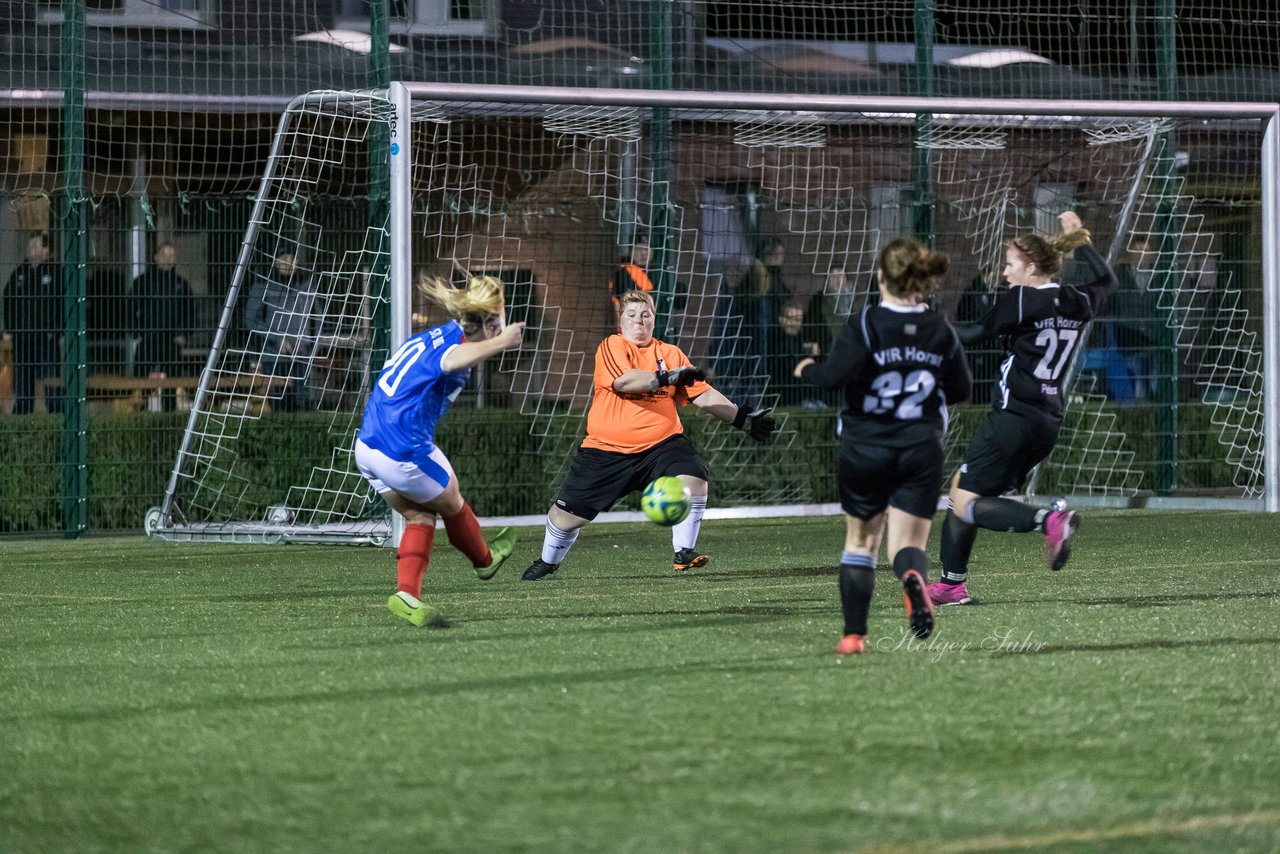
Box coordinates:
[2,2,1280,102]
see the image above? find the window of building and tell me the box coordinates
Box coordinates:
[38,0,215,28]
[1034,183,1077,235]
[870,183,911,250]
[699,181,756,270]
[336,0,491,36]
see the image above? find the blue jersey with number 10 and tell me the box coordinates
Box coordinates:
[358,321,470,467]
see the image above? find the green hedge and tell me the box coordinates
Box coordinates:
[0,401,1251,535]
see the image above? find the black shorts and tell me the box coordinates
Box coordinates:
[957,409,1061,497]
[554,434,709,520]
[838,438,945,521]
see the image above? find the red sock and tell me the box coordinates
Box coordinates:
[443,503,491,568]
[396,523,434,598]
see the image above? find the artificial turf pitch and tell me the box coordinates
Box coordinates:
[2,511,1278,853]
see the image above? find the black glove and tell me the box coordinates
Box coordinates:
[733,404,776,442]
[656,366,707,388]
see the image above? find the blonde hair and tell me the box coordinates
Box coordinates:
[1009,227,1092,278]
[878,238,949,301]
[417,274,505,333]
[618,288,655,313]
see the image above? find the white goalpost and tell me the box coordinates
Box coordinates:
[146,82,1280,544]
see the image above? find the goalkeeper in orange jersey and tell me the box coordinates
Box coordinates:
[521,289,777,580]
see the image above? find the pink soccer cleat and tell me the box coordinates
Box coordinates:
[1044,507,1081,571]
[927,581,972,606]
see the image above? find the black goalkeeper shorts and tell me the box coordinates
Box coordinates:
[554,434,709,520]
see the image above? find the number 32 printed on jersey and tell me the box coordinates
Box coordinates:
[864,369,937,419]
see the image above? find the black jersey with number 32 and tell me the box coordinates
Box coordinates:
[957,243,1117,420]
[801,303,971,448]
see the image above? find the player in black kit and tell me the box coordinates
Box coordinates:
[928,211,1118,607]
[796,238,971,655]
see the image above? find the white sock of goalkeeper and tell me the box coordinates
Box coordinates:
[541,519,579,565]
[671,495,708,552]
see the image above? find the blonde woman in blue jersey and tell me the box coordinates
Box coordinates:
[355,274,525,626]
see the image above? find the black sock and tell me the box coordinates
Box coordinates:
[891,546,928,583]
[939,510,976,584]
[970,496,1041,533]
[839,561,876,636]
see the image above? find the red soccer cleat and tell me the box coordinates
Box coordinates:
[835,634,866,655]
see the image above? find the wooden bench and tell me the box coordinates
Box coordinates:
[36,374,199,414]
[35,372,292,415]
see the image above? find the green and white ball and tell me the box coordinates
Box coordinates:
[641,476,692,526]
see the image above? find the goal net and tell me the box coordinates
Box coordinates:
[148,84,1278,543]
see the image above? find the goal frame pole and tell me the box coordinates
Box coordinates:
[387,81,413,546]
[1262,107,1280,512]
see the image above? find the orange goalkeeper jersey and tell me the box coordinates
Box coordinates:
[582,334,713,454]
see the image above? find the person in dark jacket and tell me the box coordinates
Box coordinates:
[131,242,194,378]
[608,238,653,330]
[2,234,62,414]
[244,244,319,412]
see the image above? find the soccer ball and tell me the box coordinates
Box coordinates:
[641,476,692,526]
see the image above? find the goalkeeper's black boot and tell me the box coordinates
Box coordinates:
[673,548,709,573]
[521,558,560,581]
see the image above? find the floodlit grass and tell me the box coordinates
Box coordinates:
[2,511,1279,853]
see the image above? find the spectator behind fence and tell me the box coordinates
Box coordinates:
[819,264,858,346]
[130,242,195,411]
[1096,236,1162,402]
[244,244,319,412]
[86,263,128,373]
[766,298,825,408]
[608,236,654,332]
[741,239,787,361]
[2,234,62,414]
[131,242,194,379]
[955,274,1001,405]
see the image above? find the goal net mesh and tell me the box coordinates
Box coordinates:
[153,89,1267,541]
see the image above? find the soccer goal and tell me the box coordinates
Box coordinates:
[147,83,1280,543]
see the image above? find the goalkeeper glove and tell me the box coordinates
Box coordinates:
[656,366,707,388]
[733,405,776,442]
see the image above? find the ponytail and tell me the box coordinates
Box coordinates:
[417,274,505,333]
[1011,225,1092,278]
[878,238,950,301]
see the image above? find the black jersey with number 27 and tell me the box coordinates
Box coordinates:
[801,302,972,448]
[957,243,1118,421]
